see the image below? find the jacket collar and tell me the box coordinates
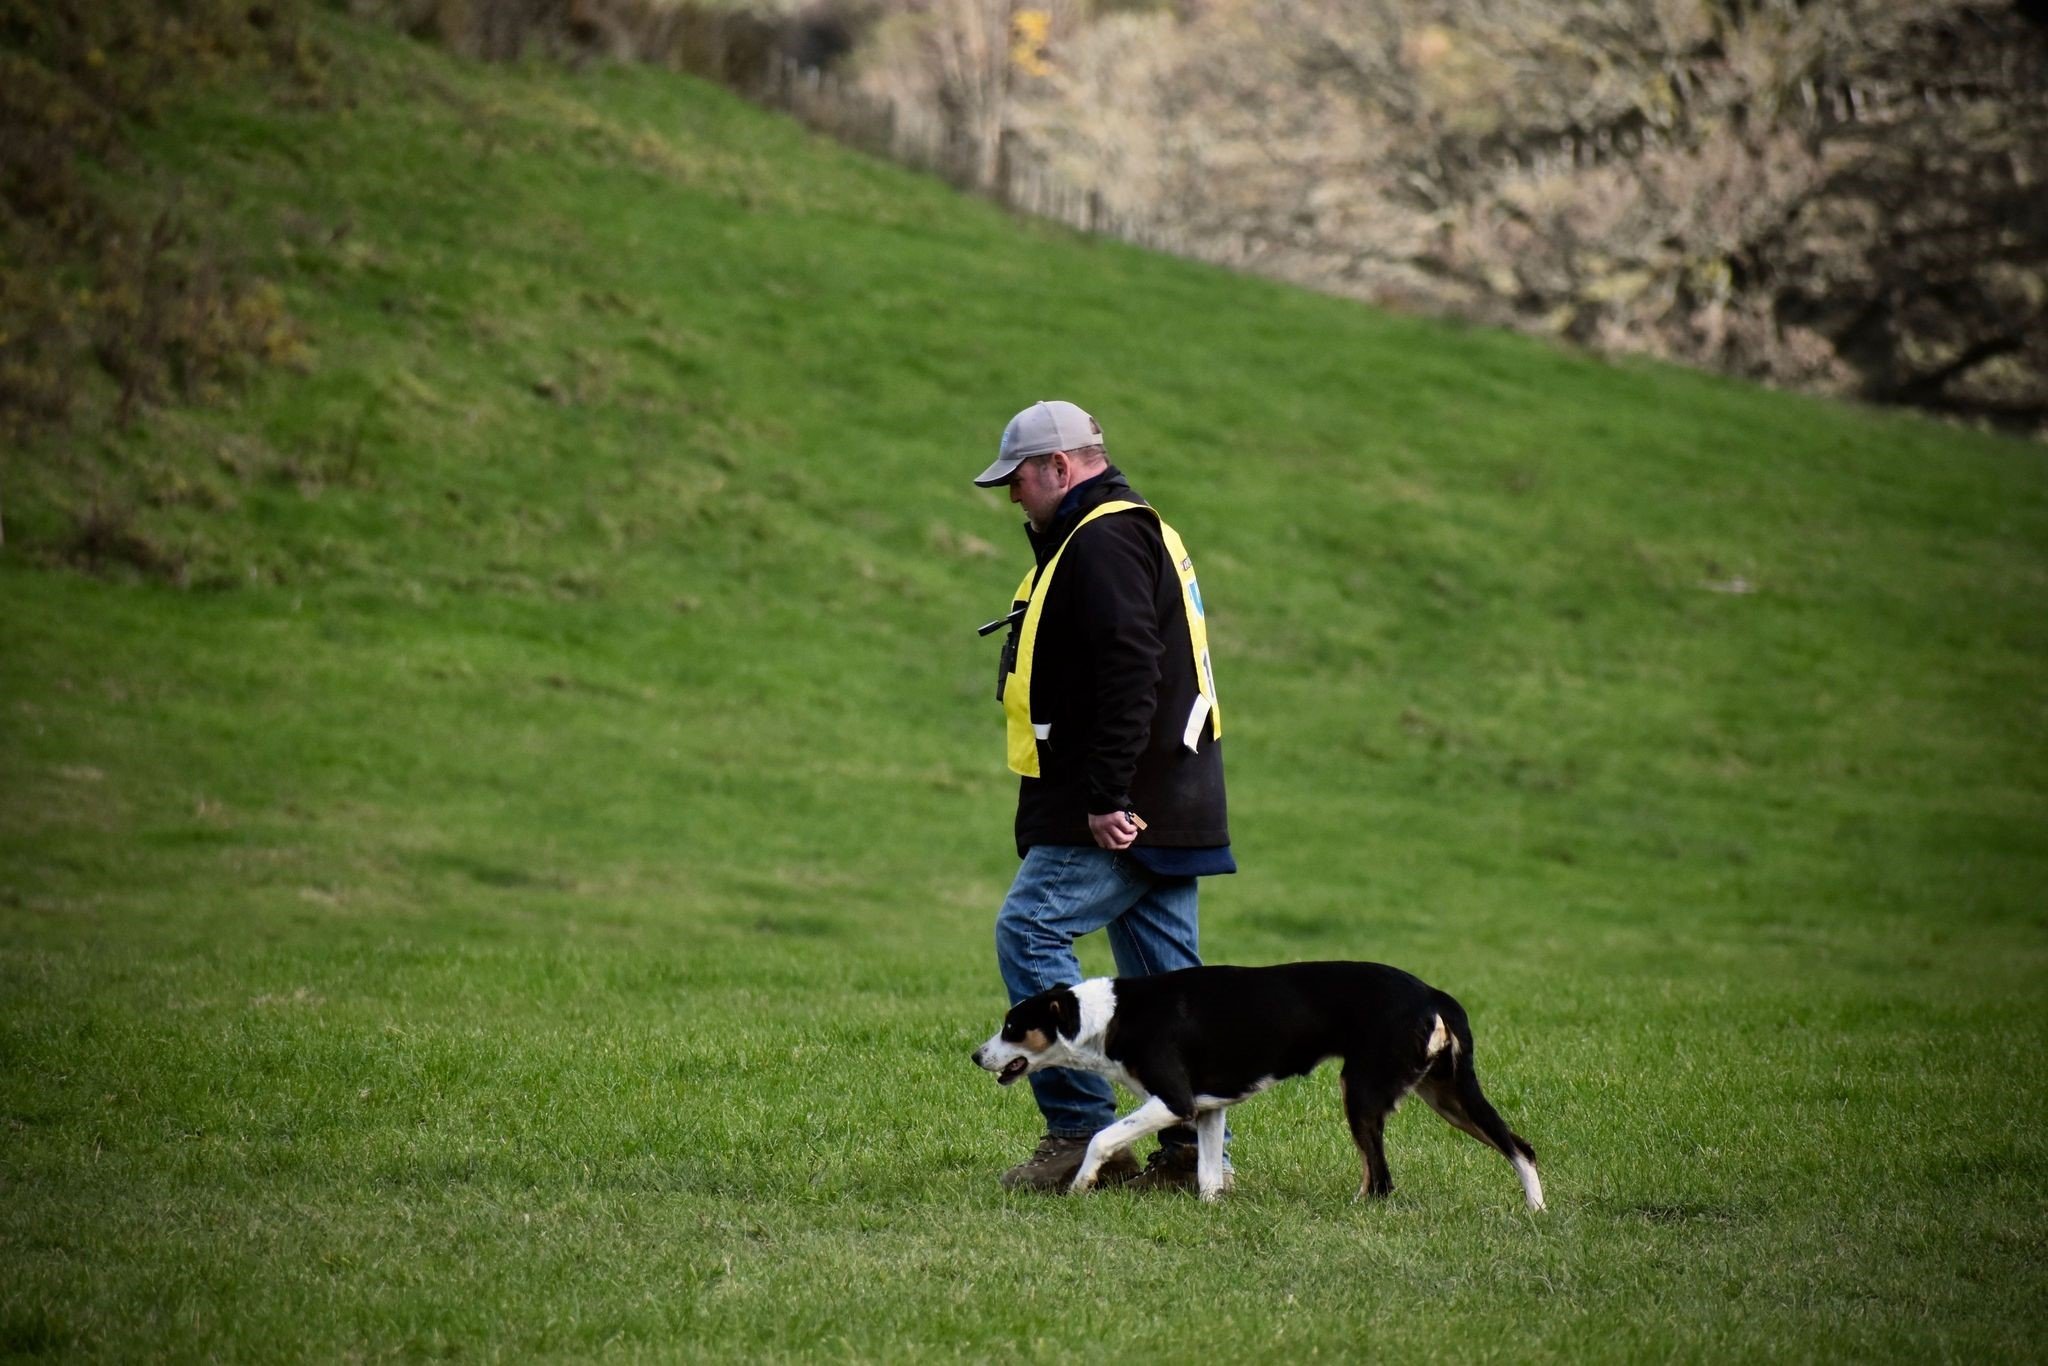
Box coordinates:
[1025,465,1139,563]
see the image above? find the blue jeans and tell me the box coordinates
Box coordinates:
[995,845,1206,1143]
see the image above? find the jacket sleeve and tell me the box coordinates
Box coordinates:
[1062,516,1165,814]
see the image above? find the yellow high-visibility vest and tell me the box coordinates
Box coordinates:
[1000,500,1221,778]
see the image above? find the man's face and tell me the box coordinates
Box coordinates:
[1009,453,1070,531]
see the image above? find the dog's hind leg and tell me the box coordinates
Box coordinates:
[1339,1069,1400,1201]
[1071,1096,1184,1193]
[1194,1108,1229,1202]
[1415,1053,1544,1211]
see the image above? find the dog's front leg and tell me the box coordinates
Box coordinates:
[1070,1096,1181,1193]
[1194,1108,1229,1201]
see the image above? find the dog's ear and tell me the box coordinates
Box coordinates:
[1049,989,1081,1040]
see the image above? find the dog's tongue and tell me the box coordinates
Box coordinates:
[998,1058,1029,1086]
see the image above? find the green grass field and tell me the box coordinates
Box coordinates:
[4,13,2046,1360]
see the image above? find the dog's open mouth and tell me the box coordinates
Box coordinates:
[997,1058,1030,1086]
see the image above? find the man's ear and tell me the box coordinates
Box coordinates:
[1050,990,1080,1040]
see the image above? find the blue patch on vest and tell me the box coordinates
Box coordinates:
[1189,577,1205,618]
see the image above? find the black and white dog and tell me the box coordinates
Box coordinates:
[972,961,1543,1208]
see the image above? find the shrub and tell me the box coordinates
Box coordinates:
[0,0,315,449]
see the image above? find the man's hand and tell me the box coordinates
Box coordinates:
[1089,810,1140,851]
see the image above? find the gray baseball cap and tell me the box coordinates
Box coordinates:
[972,400,1105,487]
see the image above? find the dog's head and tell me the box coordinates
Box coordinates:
[971,986,1084,1086]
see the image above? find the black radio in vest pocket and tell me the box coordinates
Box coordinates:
[994,603,1026,702]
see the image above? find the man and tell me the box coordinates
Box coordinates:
[974,399,1234,1193]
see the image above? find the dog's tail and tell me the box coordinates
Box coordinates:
[1423,1008,1459,1063]
[1422,990,1544,1211]
[1421,991,1474,1080]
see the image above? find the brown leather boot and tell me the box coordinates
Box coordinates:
[999,1134,1140,1192]
[1124,1143,1230,1194]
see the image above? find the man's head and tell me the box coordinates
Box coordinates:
[974,400,1109,532]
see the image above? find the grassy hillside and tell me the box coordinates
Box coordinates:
[4,12,2045,1360]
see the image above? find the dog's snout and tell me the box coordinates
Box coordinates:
[971,1045,984,1067]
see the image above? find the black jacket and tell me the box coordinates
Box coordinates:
[1005,467,1229,854]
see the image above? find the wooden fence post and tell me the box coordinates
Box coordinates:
[721,44,1228,279]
